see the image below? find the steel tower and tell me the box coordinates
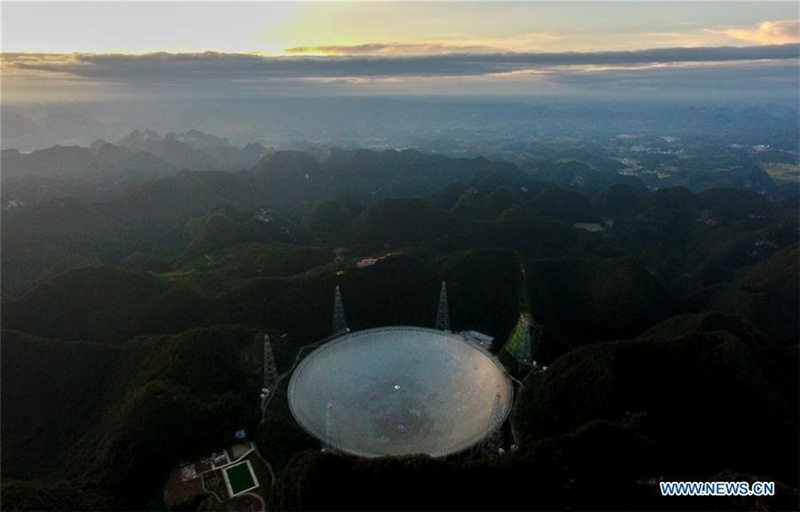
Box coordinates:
[263,334,278,390]
[322,402,339,452]
[434,281,450,331]
[260,334,279,411]
[332,285,349,335]
[483,392,505,457]
[507,312,533,368]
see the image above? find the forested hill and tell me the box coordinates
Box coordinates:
[2,143,798,510]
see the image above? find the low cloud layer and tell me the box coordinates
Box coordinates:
[3,44,797,84]
[284,43,503,55]
[2,43,797,102]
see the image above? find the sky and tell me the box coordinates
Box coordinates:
[1,1,798,102]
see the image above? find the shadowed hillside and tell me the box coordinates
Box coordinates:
[1,326,261,511]
[1,145,797,511]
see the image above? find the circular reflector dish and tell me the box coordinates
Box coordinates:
[288,326,512,458]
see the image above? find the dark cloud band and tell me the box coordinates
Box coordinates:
[4,44,798,84]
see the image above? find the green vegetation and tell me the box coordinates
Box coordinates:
[2,147,797,510]
[256,378,318,471]
[1,197,139,299]
[268,416,799,511]
[1,326,261,510]
[501,313,532,367]
[514,329,798,481]
[524,256,677,356]
[762,162,799,182]
[2,266,211,342]
[531,187,600,223]
[0,480,111,512]
[170,242,331,296]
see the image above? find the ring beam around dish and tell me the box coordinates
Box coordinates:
[288,326,513,458]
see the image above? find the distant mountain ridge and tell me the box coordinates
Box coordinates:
[1,157,797,510]
[2,143,796,300]
[1,130,267,206]
[116,129,266,171]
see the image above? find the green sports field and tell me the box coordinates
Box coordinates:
[225,462,257,495]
